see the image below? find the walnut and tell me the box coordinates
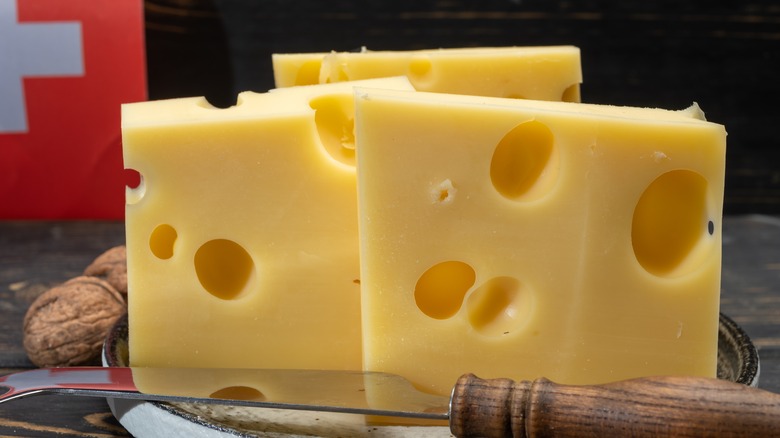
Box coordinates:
[23,276,126,367]
[84,245,127,296]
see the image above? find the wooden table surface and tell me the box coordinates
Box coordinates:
[0,216,779,436]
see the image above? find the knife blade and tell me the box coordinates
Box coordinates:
[2,367,780,437]
[0,367,449,419]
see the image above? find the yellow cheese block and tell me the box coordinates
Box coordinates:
[122,77,415,370]
[273,46,581,102]
[354,89,726,395]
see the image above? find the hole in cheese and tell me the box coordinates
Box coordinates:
[561,83,580,102]
[149,224,177,260]
[125,168,141,189]
[125,169,145,205]
[309,95,356,168]
[414,261,476,320]
[210,386,265,401]
[490,120,558,201]
[295,59,322,86]
[466,276,532,337]
[431,179,457,204]
[632,169,711,277]
[408,55,433,85]
[194,239,255,300]
[194,95,239,109]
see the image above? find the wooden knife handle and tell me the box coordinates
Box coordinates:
[449,373,780,437]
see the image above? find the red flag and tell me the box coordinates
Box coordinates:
[0,0,146,219]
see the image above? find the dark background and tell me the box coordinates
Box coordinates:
[143,0,780,214]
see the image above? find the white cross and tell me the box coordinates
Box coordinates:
[0,0,83,133]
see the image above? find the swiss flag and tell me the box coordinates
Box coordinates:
[0,0,146,219]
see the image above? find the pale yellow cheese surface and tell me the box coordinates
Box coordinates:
[354,89,726,395]
[122,77,414,370]
[273,46,582,102]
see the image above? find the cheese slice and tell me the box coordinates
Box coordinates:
[273,46,582,102]
[354,88,726,395]
[122,77,414,370]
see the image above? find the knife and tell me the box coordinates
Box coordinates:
[2,367,779,437]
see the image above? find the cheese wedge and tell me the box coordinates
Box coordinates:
[273,46,582,102]
[354,88,726,395]
[122,77,414,369]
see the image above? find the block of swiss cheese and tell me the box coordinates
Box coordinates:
[273,46,582,102]
[354,88,726,395]
[122,77,414,370]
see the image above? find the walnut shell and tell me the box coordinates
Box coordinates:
[84,245,127,296]
[23,276,126,367]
